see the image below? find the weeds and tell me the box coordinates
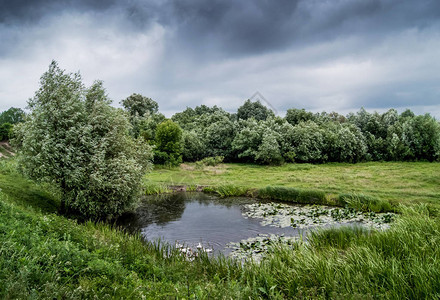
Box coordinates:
[202,185,249,197]
[143,181,171,195]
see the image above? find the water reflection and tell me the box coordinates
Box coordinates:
[117,192,301,254]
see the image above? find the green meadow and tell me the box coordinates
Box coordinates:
[2,159,440,298]
[148,161,440,210]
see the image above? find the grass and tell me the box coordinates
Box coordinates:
[143,180,172,195]
[0,160,256,299]
[149,161,440,211]
[260,205,440,298]
[2,158,440,298]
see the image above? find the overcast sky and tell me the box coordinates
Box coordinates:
[1,0,440,118]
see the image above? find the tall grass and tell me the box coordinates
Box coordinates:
[256,205,440,298]
[202,184,250,197]
[338,193,395,212]
[143,181,171,195]
[258,186,328,205]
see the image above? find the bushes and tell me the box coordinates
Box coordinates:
[0,123,12,141]
[154,120,183,166]
[196,156,224,167]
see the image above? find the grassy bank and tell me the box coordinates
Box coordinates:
[2,159,440,298]
[148,162,440,211]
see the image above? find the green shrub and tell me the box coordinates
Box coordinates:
[200,156,224,166]
[154,120,183,166]
[0,122,12,141]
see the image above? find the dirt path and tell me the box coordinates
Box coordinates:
[0,141,15,157]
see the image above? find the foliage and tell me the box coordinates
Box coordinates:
[143,181,171,195]
[285,108,316,125]
[323,122,367,163]
[138,112,166,141]
[203,184,249,197]
[0,122,12,141]
[204,114,236,159]
[120,93,159,117]
[255,133,283,165]
[13,61,152,220]
[154,119,183,166]
[182,130,206,162]
[237,99,274,121]
[0,107,25,125]
[197,156,224,167]
[289,120,327,163]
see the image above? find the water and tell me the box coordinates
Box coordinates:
[117,192,303,254]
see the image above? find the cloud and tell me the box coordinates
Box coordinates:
[1,0,440,118]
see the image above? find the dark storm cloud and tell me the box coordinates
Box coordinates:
[1,0,440,116]
[150,0,440,57]
[3,0,440,56]
[0,0,117,24]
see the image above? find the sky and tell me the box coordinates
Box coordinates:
[1,0,440,118]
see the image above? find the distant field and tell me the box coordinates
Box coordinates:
[147,162,440,208]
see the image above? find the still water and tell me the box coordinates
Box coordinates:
[117,192,302,254]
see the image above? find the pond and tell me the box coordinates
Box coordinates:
[117,192,394,259]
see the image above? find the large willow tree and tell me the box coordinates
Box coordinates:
[14,61,152,220]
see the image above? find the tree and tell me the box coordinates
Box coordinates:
[13,61,152,220]
[237,99,274,121]
[0,107,25,125]
[255,133,283,165]
[182,130,206,162]
[0,123,12,141]
[120,93,159,117]
[204,115,236,160]
[290,121,326,163]
[285,108,316,126]
[154,120,183,166]
[120,93,161,138]
[138,112,166,142]
[323,122,367,163]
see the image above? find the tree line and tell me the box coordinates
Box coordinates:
[123,96,440,166]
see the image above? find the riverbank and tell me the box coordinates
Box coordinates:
[2,159,440,298]
[146,161,440,213]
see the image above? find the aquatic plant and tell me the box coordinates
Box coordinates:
[243,202,395,230]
